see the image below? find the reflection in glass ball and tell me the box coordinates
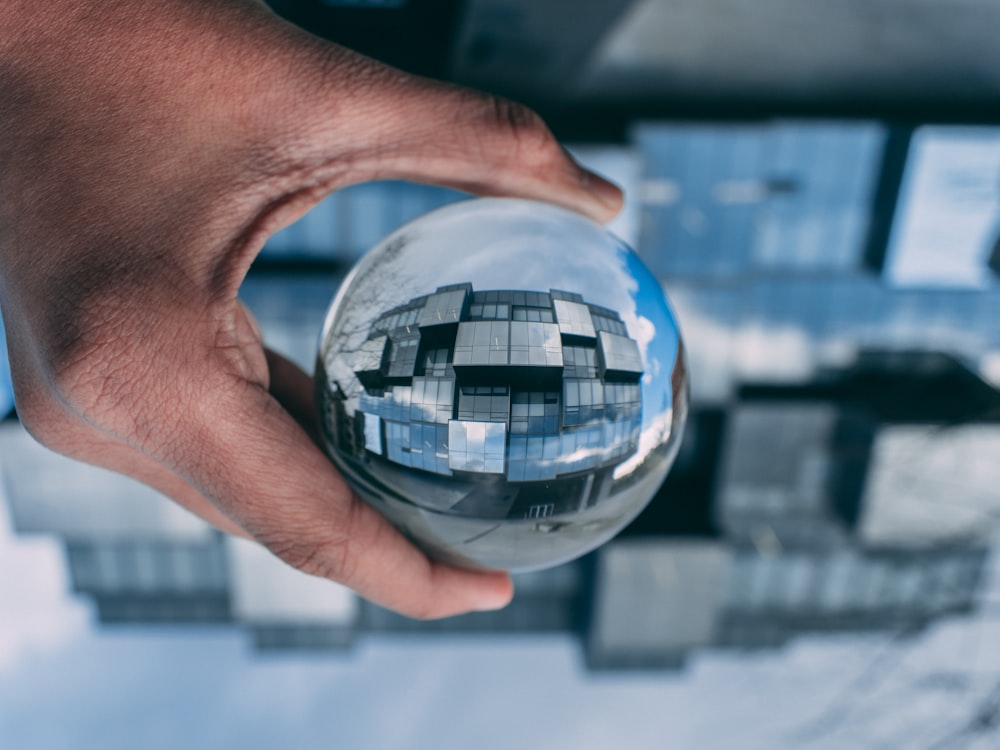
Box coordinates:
[316,198,688,572]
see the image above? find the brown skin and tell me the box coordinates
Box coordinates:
[0,0,622,618]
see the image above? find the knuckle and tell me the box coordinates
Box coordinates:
[482,94,558,163]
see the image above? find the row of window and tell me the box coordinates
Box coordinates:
[385,419,452,476]
[66,541,229,593]
[372,305,422,334]
[359,378,455,425]
[591,313,629,337]
[512,306,556,323]
[507,420,640,481]
[370,409,640,479]
[468,303,510,320]
[371,293,630,342]
[725,550,984,613]
[453,320,565,368]
[472,290,552,307]
[633,123,884,276]
[419,288,468,327]
[363,380,640,433]
[458,386,510,423]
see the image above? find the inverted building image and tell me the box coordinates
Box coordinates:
[327,283,644,521]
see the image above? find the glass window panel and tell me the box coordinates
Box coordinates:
[526,436,543,459]
[553,299,596,338]
[565,382,579,407]
[473,322,492,346]
[363,412,382,455]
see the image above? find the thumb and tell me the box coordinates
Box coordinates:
[269,41,623,223]
[360,80,624,222]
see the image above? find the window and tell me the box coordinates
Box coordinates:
[421,348,450,377]
[526,503,555,519]
[591,313,628,337]
[355,335,387,374]
[458,385,509,422]
[508,434,560,481]
[386,335,420,378]
[597,331,643,375]
[468,303,510,320]
[385,420,451,475]
[362,412,383,455]
[512,306,554,323]
[410,377,455,423]
[557,425,602,474]
[511,391,560,434]
[563,379,605,426]
[448,420,506,474]
[509,322,563,366]
[374,305,421,333]
[418,288,468,327]
[454,321,510,366]
[602,418,640,464]
[563,345,598,378]
[553,299,596,338]
[605,382,641,420]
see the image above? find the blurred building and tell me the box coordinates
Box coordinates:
[2,124,1000,669]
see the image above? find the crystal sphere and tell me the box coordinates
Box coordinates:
[316,198,688,572]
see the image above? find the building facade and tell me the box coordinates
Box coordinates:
[332,284,644,520]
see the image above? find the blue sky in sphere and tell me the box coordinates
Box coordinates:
[624,243,679,428]
[0,311,14,418]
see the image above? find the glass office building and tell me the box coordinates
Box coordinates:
[335,284,643,519]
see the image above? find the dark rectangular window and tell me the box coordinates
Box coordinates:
[386,336,419,378]
[458,385,510,422]
[591,314,628,337]
[511,391,560,434]
[421,348,450,377]
[563,345,598,378]
[512,306,555,323]
[468,303,510,320]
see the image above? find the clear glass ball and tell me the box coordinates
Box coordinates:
[316,198,688,572]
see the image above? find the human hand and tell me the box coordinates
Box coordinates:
[0,0,622,618]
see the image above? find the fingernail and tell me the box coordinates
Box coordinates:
[473,580,515,612]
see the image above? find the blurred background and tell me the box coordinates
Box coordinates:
[4,1,1000,748]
